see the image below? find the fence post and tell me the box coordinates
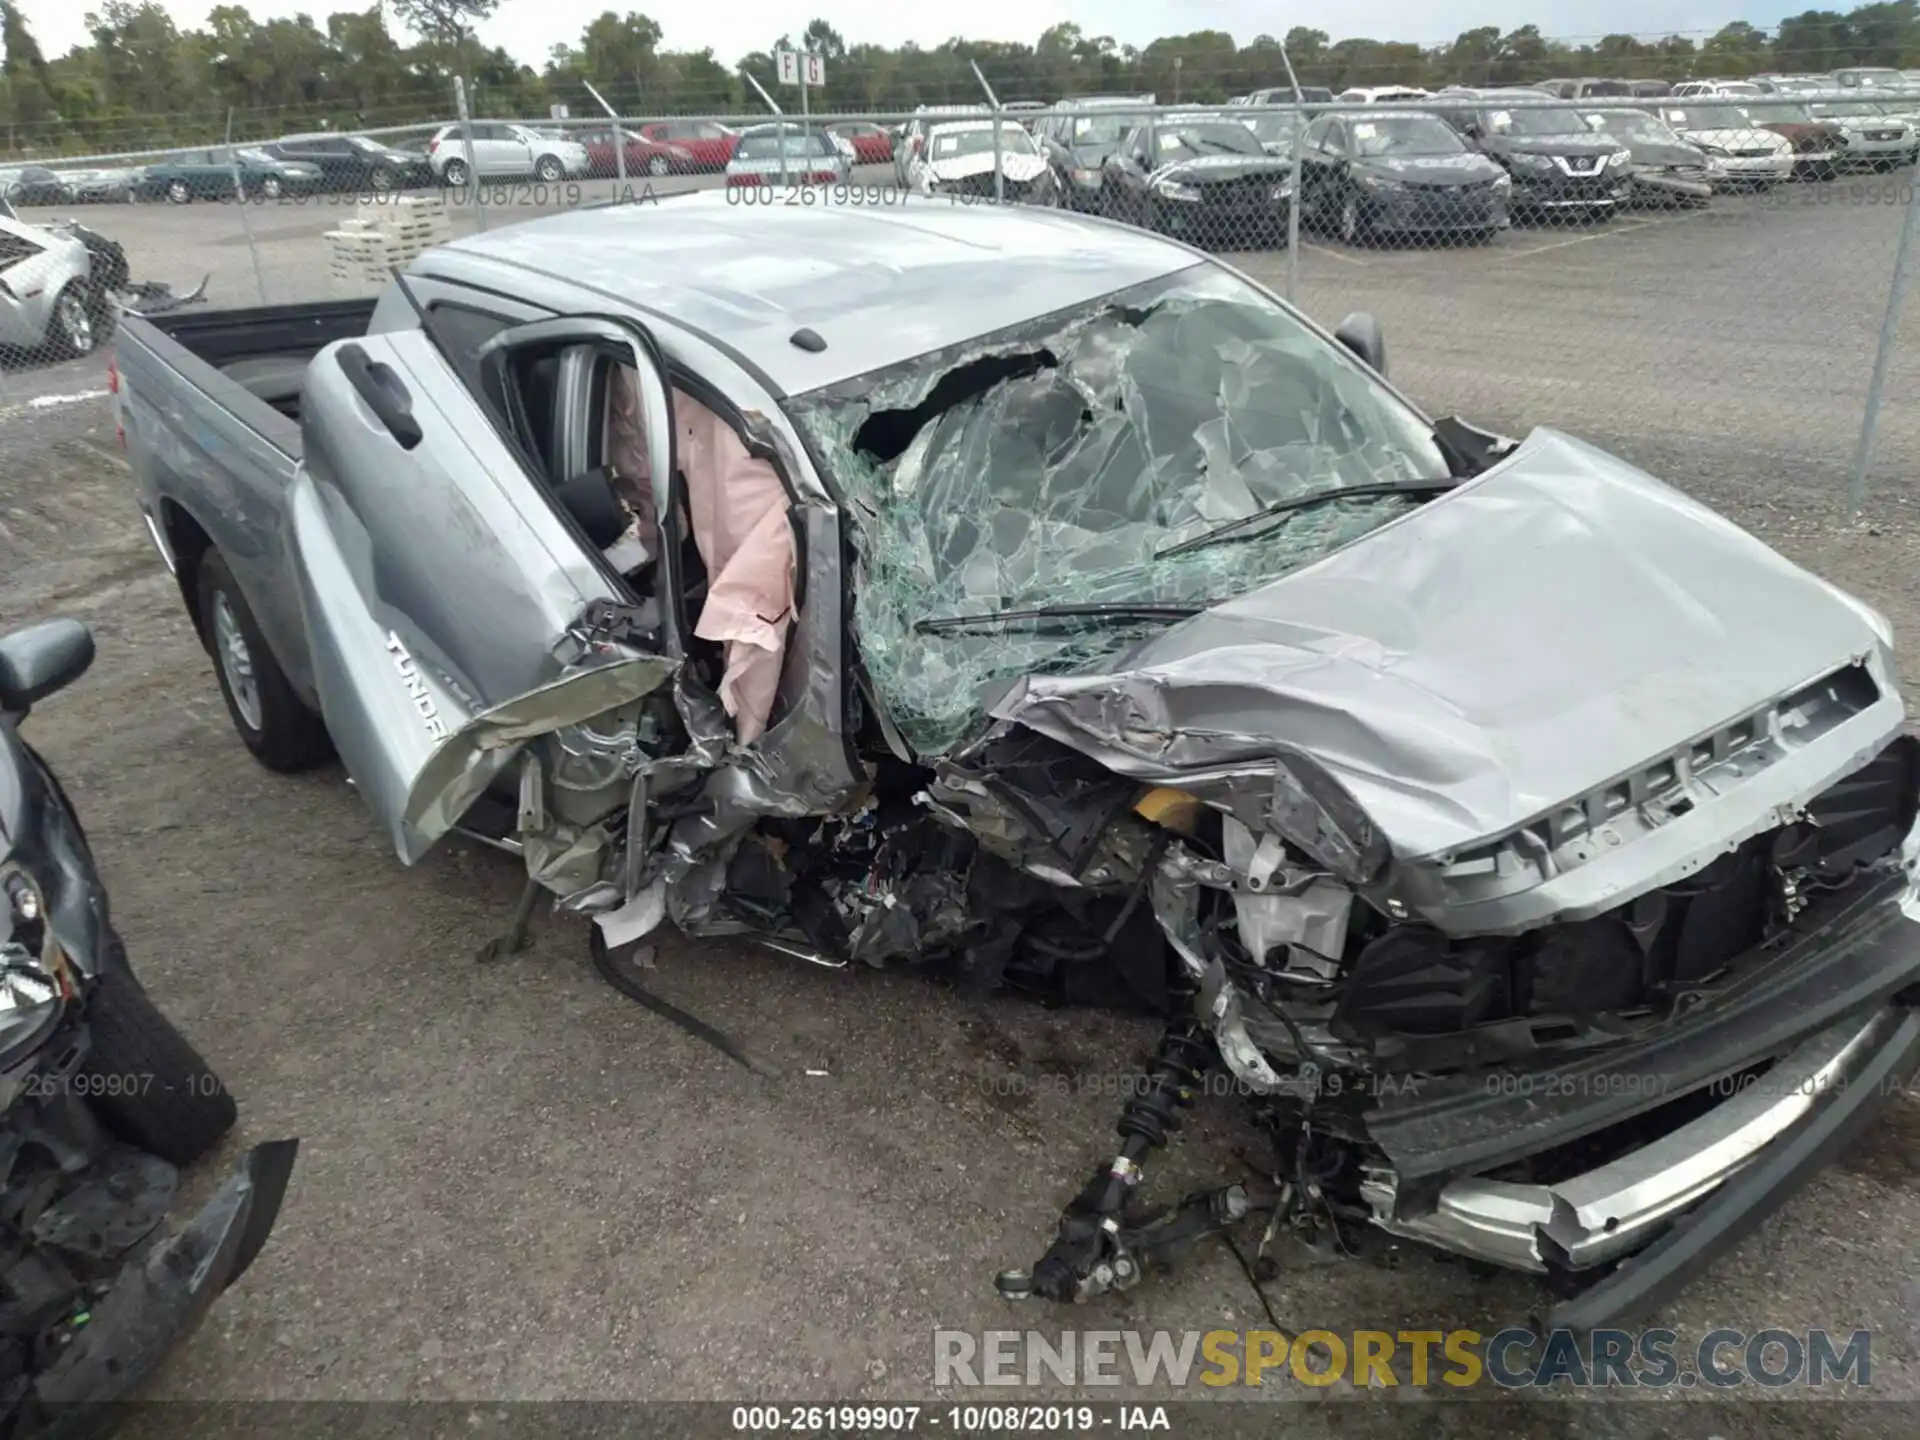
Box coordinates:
[1286,126,1304,305]
[223,107,267,305]
[1848,173,1920,511]
[455,75,487,232]
[583,79,627,202]
[971,61,1005,205]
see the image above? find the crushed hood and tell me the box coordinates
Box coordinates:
[992,428,1893,861]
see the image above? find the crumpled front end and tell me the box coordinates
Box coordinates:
[983,430,1920,1319]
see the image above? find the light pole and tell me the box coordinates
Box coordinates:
[1173,56,1183,105]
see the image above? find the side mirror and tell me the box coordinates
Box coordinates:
[0,619,95,717]
[1333,312,1388,377]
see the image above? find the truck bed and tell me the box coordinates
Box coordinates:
[127,298,378,456]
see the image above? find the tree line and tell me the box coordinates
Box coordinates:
[3,1,1919,158]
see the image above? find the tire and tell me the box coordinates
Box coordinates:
[260,175,284,200]
[1339,192,1363,244]
[166,179,191,205]
[442,158,470,188]
[196,548,333,772]
[535,155,565,182]
[81,968,237,1168]
[647,154,670,177]
[48,284,97,360]
[369,166,396,194]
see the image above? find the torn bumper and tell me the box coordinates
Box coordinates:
[29,1140,297,1428]
[1353,877,1920,1323]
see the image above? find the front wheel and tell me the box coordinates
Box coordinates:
[259,174,284,200]
[535,155,565,182]
[442,158,471,188]
[196,548,333,771]
[647,154,670,177]
[81,968,237,1168]
[369,166,396,193]
[166,179,191,205]
[48,284,96,360]
[1339,192,1364,244]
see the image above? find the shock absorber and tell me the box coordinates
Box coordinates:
[998,1021,1243,1304]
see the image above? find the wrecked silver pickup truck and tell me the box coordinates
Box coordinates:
[114,193,1920,1329]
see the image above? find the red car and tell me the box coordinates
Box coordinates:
[579,126,694,179]
[829,121,894,165]
[636,120,739,171]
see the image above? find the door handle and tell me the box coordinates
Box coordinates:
[336,343,423,450]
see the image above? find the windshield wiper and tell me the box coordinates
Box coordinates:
[915,602,1205,636]
[1153,477,1460,561]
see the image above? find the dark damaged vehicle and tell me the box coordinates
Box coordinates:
[1100,113,1295,247]
[0,619,295,1433]
[1432,89,1635,219]
[113,196,1920,1329]
[1294,110,1511,243]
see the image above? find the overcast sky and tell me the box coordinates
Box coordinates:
[20,0,1783,68]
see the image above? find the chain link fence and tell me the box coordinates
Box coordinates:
[3,86,1919,509]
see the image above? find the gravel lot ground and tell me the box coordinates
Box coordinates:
[0,168,1917,1434]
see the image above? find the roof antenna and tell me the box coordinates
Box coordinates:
[789,327,827,352]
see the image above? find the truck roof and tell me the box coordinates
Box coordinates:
[427,190,1196,395]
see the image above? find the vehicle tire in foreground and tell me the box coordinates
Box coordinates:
[196,548,333,772]
[81,968,237,1168]
[442,159,470,188]
[535,156,565,182]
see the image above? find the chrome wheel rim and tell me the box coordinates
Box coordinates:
[58,294,92,354]
[263,176,282,198]
[212,591,262,731]
[648,155,669,176]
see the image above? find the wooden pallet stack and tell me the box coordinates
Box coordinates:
[325,197,453,297]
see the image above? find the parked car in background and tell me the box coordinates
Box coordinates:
[1432,90,1633,219]
[1241,108,1307,156]
[0,166,74,208]
[724,124,851,187]
[1751,74,1828,94]
[1659,106,1795,188]
[260,133,433,193]
[895,105,993,184]
[1737,98,1847,177]
[577,125,693,178]
[136,148,323,203]
[634,120,739,171]
[1577,108,1715,205]
[1628,79,1675,98]
[426,123,590,186]
[1296,109,1509,244]
[59,166,142,203]
[1536,78,1637,100]
[908,119,1056,204]
[1831,67,1913,91]
[0,211,104,359]
[1246,84,1333,105]
[1337,86,1432,104]
[1035,98,1156,211]
[827,121,894,165]
[1806,97,1920,170]
[1100,111,1294,247]
[1673,80,1765,98]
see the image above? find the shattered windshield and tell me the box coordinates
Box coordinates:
[787,265,1451,755]
[930,126,1039,159]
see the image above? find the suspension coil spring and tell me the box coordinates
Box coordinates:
[1116,1022,1213,1151]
